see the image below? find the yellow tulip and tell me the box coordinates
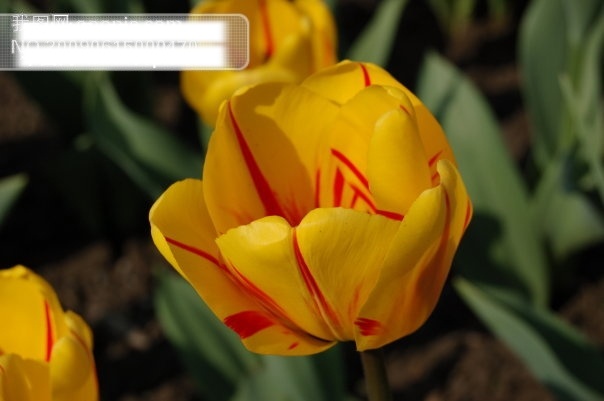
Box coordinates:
[181,0,337,126]
[151,61,472,355]
[0,266,97,401]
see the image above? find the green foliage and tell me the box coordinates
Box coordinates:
[455,278,604,401]
[417,52,549,306]
[85,73,202,199]
[346,0,409,67]
[0,174,28,229]
[428,0,507,32]
[521,0,604,261]
[155,271,350,401]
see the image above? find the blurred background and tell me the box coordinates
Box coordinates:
[0,0,603,400]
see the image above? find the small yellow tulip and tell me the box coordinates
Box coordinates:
[181,0,337,126]
[0,266,97,401]
[151,61,472,355]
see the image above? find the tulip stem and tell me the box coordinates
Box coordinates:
[360,349,392,401]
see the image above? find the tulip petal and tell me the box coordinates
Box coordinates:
[398,87,457,173]
[49,337,91,401]
[293,0,337,69]
[302,60,402,105]
[216,215,334,341]
[368,109,432,217]
[150,180,333,356]
[205,83,339,232]
[217,209,401,342]
[316,86,414,213]
[0,354,51,401]
[0,267,67,362]
[181,69,295,126]
[356,161,470,350]
[294,208,401,339]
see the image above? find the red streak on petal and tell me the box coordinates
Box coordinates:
[428,150,443,167]
[165,236,222,268]
[331,149,369,189]
[229,265,295,327]
[350,185,377,212]
[229,102,288,220]
[258,0,274,59]
[333,168,344,207]
[354,318,382,336]
[44,300,54,362]
[399,104,411,115]
[292,230,340,327]
[288,342,299,350]
[463,200,472,230]
[224,311,274,339]
[314,169,321,208]
[376,209,404,221]
[431,172,439,182]
[359,63,371,87]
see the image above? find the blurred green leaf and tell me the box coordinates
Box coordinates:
[55,0,103,13]
[0,174,28,228]
[232,356,325,401]
[455,278,604,401]
[418,52,549,306]
[559,10,604,202]
[532,155,604,261]
[520,0,604,167]
[155,270,260,401]
[85,73,202,199]
[346,0,409,66]
[519,0,567,165]
[428,0,476,31]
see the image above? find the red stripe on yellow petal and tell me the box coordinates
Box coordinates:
[224,311,275,339]
[428,150,443,167]
[314,169,321,208]
[44,300,53,362]
[228,102,288,220]
[360,63,371,87]
[228,265,294,326]
[375,209,404,221]
[288,342,299,350]
[331,149,369,189]
[350,184,376,211]
[292,230,340,330]
[354,318,382,336]
[165,236,221,268]
[258,0,274,59]
[399,103,412,116]
[333,168,344,207]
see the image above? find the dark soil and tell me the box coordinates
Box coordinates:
[1,1,603,400]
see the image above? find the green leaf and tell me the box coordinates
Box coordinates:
[85,73,202,199]
[455,278,604,401]
[532,155,604,261]
[154,270,260,401]
[346,0,409,66]
[519,0,604,167]
[232,356,325,401]
[0,174,28,228]
[519,0,567,165]
[417,52,549,306]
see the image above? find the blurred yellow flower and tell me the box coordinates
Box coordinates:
[0,266,97,401]
[151,61,472,355]
[182,0,337,126]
